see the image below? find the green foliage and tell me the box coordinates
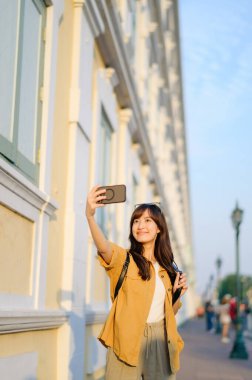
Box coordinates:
[218,274,252,301]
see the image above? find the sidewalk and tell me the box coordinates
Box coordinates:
[177,318,252,380]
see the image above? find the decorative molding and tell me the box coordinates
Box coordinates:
[84,0,105,38]
[132,143,143,158]
[94,0,187,256]
[0,310,68,334]
[0,158,58,217]
[44,0,53,6]
[72,0,85,8]
[105,68,119,89]
[119,108,132,124]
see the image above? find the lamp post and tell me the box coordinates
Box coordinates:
[216,257,222,284]
[208,274,214,300]
[240,276,246,302]
[215,256,222,334]
[229,202,249,359]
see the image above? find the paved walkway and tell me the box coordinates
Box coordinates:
[177,318,252,380]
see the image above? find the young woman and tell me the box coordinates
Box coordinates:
[219,294,231,343]
[86,185,188,380]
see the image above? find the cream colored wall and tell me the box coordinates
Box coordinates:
[86,43,115,310]
[46,0,74,310]
[0,1,194,380]
[0,329,57,379]
[0,0,68,378]
[0,204,34,295]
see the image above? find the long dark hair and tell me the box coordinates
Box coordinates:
[129,204,177,284]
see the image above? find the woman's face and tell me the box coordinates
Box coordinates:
[132,209,160,244]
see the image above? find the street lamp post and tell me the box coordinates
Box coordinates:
[229,202,249,359]
[215,256,222,334]
[240,276,246,302]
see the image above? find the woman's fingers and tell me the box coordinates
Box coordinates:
[86,185,107,217]
[92,185,106,196]
[175,272,180,285]
[180,273,187,288]
[173,272,188,295]
[179,273,188,296]
[173,272,180,292]
[181,281,189,295]
[91,186,106,202]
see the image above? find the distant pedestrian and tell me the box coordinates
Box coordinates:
[240,302,249,332]
[219,294,231,343]
[205,300,215,332]
[86,185,188,380]
[229,297,237,325]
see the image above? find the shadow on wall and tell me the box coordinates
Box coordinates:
[57,290,99,379]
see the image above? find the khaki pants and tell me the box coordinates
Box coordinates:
[105,319,176,380]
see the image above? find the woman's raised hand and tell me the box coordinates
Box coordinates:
[85,185,106,218]
[85,186,112,263]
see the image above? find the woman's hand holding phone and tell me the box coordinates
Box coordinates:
[85,185,106,218]
[86,184,126,219]
[85,185,113,264]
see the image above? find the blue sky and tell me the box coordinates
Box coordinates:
[179,0,252,295]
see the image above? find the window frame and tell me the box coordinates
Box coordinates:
[0,0,46,183]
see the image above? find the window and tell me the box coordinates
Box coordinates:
[0,0,46,183]
[97,108,113,235]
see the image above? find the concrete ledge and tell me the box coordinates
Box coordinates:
[0,310,68,334]
[0,157,58,216]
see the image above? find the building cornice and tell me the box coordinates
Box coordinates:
[94,0,183,249]
[0,158,58,216]
[84,0,105,37]
[0,310,68,334]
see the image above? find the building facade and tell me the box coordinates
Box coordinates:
[0,0,196,379]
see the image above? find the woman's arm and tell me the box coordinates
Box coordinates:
[86,185,113,264]
[172,272,188,315]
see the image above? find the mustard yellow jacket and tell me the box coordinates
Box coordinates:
[98,242,184,373]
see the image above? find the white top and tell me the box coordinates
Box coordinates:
[147,262,166,323]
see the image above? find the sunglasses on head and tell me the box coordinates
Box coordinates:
[134,202,162,210]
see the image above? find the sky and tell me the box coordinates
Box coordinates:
[178,0,252,296]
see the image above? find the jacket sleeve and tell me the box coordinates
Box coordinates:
[97,242,127,301]
[97,242,127,277]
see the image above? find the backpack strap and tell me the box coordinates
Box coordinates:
[114,252,130,299]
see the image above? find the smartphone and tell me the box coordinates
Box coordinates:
[98,184,126,204]
[172,262,183,305]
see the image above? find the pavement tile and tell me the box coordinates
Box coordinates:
[177,318,252,380]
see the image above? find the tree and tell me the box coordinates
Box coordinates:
[218,274,252,301]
